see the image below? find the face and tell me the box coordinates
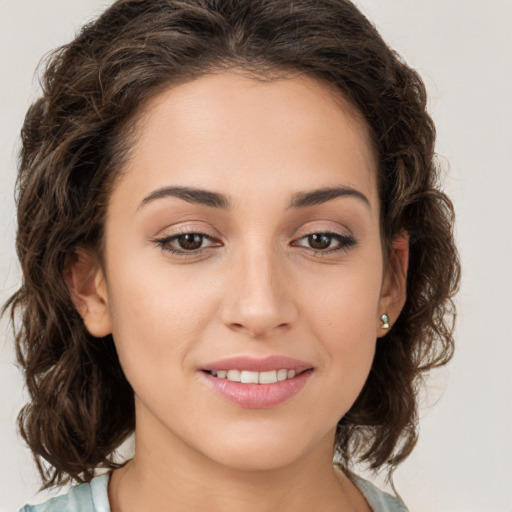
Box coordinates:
[71,71,406,472]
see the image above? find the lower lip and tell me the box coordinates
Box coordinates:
[201,370,313,409]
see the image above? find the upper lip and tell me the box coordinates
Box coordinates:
[201,355,313,373]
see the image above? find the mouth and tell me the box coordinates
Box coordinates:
[200,356,314,408]
[203,368,310,384]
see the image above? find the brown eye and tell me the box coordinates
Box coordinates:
[307,234,334,250]
[292,231,357,254]
[177,233,204,250]
[154,232,220,254]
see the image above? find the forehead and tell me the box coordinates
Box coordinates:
[116,71,378,209]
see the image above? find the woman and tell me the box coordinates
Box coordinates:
[6,0,460,510]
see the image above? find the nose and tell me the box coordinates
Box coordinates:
[220,244,298,338]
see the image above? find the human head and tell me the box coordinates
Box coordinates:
[7,0,460,487]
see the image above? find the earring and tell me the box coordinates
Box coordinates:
[379,314,390,329]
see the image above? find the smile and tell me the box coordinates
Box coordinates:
[207,369,300,384]
[200,356,314,408]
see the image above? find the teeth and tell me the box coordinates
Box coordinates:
[259,370,277,384]
[226,369,241,382]
[240,370,259,384]
[277,369,288,381]
[210,368,302,384]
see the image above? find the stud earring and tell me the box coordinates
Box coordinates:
[379,314,390,329]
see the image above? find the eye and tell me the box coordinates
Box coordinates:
[293,232,356,253]
[154,232,220,254]
[174,233,207,251]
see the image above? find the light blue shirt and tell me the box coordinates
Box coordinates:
[19,472,408,512]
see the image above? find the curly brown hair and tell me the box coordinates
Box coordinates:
[4,0,460,489]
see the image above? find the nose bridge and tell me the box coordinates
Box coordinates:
[221,236,296,337]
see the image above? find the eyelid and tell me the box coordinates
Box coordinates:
[152,224,222,255]
[292,231,356,252]
[152,221,219,241]
[290,219,357,253]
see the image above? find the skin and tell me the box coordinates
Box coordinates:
[67,71,408,512]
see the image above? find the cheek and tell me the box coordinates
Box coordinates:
[104,254,220,387]
[301,261,382,402]
[302,257,383,337]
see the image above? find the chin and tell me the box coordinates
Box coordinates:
[199,424,329,472]
[213,447,303,473]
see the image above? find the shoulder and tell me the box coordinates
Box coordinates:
[18,474,110,512]
[351,473,409,512]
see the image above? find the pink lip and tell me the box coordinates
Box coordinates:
[201,355,312,373]
[200,356,314,409]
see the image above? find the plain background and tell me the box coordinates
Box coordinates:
[1,1,511,511]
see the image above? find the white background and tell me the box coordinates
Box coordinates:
[1,1,511,511]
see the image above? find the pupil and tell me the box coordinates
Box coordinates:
[308,234,332,250]
[178,234,203,250]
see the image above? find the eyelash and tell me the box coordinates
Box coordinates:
[154,231,220,255]
[153,230,357,256]
[293,232,357,254]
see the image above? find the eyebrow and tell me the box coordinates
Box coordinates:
[140,186,230,209]
[139,185,370,210]
[288,186,371,210]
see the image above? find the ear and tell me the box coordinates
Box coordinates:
[64,247,112,337]
[377,232,409,337]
